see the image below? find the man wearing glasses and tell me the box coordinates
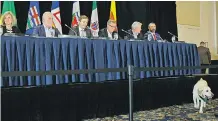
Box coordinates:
[98,19,121,40]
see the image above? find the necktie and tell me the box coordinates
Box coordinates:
[50,30,54,37]
[82,30,84,37]
[153,33,156,40]
[81,30,86,37]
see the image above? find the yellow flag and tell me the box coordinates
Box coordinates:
[0,14,2,25]
[109,1,117,22]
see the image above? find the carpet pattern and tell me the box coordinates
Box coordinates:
[85,98,218,121]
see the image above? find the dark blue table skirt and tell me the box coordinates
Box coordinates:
[1,36,201,87]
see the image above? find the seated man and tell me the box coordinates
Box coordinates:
[98,19,121,40]
[68,15,93,38]
[144,22,162,41]
[33,12,60,37]
[124,21,144,40]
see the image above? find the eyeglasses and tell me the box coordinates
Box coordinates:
[108,24,117,28]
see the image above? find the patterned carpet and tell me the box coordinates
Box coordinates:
[85,98,218,121]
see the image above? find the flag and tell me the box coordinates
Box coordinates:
[1,1,16,16]
[71,1,80,27]
[0,1,2,25]
[51,1,62,34]
[90,1,99,37]
[109,1,117,22]
[0,1,1,13]
[109,1,118,32]
[25,1,41,35]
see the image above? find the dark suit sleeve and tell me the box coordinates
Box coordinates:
[55,28,61,37]
[138,33,144,40]
[87,29,93,38]
[144,32,149,40]
[32,26,39,36]
[98,29,104,37]
[156,33,162,40]
[13,26,21,33]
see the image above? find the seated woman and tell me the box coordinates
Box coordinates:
[0,11,21,35]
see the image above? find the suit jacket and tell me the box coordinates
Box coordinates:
[98,28,122,40]
[32,25,60,37]
[197,46,211,64]
[2,26,21,35]
[68,26,93,38]
[144,31,162,41]
[124,29,144,40]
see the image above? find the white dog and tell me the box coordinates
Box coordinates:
[193,78,214,113]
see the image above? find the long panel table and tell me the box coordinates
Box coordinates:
[1,36,201,87]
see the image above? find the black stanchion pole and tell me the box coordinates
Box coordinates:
[128,65,134,121]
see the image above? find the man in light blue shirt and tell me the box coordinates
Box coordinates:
[33,12,60,37]
[44,24,55,37]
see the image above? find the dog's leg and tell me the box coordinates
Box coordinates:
[203,101,206,107]
[196,97,200,109]
[199,100,204,113]
[193,96,198,108]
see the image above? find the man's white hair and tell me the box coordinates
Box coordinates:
[42,11,52,23]
[131,21,142,29]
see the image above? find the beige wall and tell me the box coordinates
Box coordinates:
[176,1,218,60]
[216,2,218,55]
[176,1,200,26]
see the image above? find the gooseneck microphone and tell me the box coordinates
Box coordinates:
[168,31,178,38]
[121,29,133,36]
[65,24,78,36]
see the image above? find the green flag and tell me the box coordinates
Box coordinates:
[2,1,16,16]
[90,1,99,37]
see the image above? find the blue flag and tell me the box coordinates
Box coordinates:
[25,1,41,35]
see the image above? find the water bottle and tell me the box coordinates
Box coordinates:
[113,33,118,40]
[171,36,176,43]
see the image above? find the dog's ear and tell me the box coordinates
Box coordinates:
[198,89,205,98]
[199,78,204,81]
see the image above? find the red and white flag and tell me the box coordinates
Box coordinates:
[71,1,80,27]
[51,1,62,34]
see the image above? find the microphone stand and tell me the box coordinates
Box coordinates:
[65,24,78,36]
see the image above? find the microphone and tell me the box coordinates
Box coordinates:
[65,24,78,36]
[121,29,133,36]
[112,31,118,40]
[159,36,164,41]
[86,26,90,29]
[168,31,178,38]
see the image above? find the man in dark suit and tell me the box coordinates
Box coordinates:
[144,22,162,41]
[124,21,144,40]
[68,15,93,38]
[197,41,211,74]
[98,19,122,40]
[32,12,60,37]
